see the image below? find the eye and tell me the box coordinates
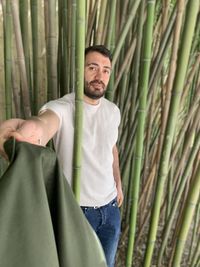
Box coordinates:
[88,66,97,71]
[103,69,111,75]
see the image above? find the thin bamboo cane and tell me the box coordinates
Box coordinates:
[157,127,200,265]
[127,0,145,128]
[11,0,31,118]
[126,1,156,266]
[105,21,116,102]
[172,163,200,266]
[95,0,107,44]
[105,0,116,49]
[119,0,129,33]
[57,0,62,95]
[45,0,57,100]
[85,0,99,46]
[112,0,141,67]
[11,63,21,117]
[190,206,200,266]
[72,0,85,202]
[19,0,31,101]
[30,0,39,114]
[188,197,200,264]
[156,0,185,168]
[62,0,69,95]
[4,0,12,119]
[69,0,76,92]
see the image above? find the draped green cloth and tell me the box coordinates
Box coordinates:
[0,139,107,267]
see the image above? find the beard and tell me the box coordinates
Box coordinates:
[84,80,106,99]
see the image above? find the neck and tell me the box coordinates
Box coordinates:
[83,95,100,105]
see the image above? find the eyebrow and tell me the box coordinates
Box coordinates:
[86,62,112,71]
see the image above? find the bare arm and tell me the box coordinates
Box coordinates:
[113,145,124,207]
[0,109,60,159]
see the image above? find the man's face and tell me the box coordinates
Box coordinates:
[84,52,112,99]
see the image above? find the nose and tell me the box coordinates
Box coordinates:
[94,69,102,80]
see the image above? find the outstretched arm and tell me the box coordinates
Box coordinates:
[0,109,60,159]
[113,145,124,207]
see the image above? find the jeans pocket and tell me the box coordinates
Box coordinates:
[111,198,118,208]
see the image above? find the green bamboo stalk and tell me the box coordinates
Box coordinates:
[85,0,99,46]
[19,0,31,98]
[105,20,115,101]
[149,1,181,90]
[119,0,130,32]
[143,0,199,266]
[172,163,200,266]
[112,0,141,67]
[190,203,200,267]
[61,0,69,95]
[30,0,39,114]
[113,40,136,94]
[157,127,200,265]
[4,0,12,119]
[188,197,200,264]
[126,1,156,266]
[105,0,116,49]
[45,0,57,100]
[95,0,107,44]
[11,0,31,118]
[70,0,76,93]
[57,0,64,95]
[156,0,185,167]
[127,0,145,126]
[73,0,85,202]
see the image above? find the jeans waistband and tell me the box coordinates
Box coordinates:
[81,197,117,210]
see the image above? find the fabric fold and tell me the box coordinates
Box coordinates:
[0,139,107,267]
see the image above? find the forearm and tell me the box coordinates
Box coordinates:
[113,145,122,186]
[113,145,123,206]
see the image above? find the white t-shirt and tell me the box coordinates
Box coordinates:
[40,93,120,206]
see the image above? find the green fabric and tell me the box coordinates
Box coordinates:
[0,139,107,267]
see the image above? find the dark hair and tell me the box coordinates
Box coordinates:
[85,45,112,62]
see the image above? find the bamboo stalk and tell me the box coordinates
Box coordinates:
[69,0,76,92]
[4,0,12,119]
[188,198,200,264]
[156,0,185,167]
[19,0,31,98]
[126,1,156,266]
[30,0,39,114]
[112,0,141,67]
[11,0,31,118]
[86,0,99,46]
[95,0,107,44]
[105,0,116,49]
[72,0,85,202]
[172,163,200,266]
[157,127,200,265]
[45,0,58,100]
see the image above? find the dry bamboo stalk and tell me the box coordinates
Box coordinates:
[11,1,31,118]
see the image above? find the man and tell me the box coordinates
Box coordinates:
[0,45,123,267]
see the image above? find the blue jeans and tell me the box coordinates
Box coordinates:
[81,198,121,267]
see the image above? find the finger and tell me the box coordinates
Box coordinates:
[9,132,26,142]
[117,197,122,207]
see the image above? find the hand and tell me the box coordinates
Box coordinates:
[0,119,43,159]
[0,127,13,160]
[117,186,124,207]
[9,121,43,146]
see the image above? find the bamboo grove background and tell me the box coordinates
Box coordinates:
[0,0,200,266]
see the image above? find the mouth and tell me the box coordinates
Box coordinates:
[90,81,105,90]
